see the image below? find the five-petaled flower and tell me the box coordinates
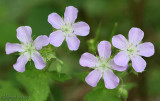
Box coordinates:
[112,27,155,73]
[5,26,49,72]
[79,41,128,89]
[48,6,90,51]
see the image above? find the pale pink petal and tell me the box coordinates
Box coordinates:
[85,69,102,87]
[98,41,111,60]
[79,52,98,68]
[66,35,80,51]
[112,34,128,50]
[6,43,24,54]
[131,55,146,73]
[103,69,119,89]
[49,30,65,47]
[114,51,129,66]
[64,6,78,24]
[33,35,49,50]
[138,42,155,57]
[129,27,144,45]
[13,53,29,72]
[73,22,90,36]
[31,51,46,70]
[109,59,128,72]
[16,26,32,43]
[48,13,64,29]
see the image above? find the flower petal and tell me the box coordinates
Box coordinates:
[13,54,29,72]
[98,41,111,60]
[73,22,90,36]
[85,69,102,87]
[64,6,78,24]
[109,59,128,72]
[49,30,65,47]
[112,34,128,50]
[34,35,49,50]
[31,51,46,70]
[48,13,64,29]
[138,42,155,57]
[131,55,146,73]
[17,26,32,43]
[129,27,144,45]
[79,52,98,68]
[6,43,24,54]
[103,69,119,89]
[114,51,129,66]
[66,35,80,51]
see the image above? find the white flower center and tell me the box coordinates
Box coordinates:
[22,43,36,57]
[61,23,74,37]
[125,43,139,56]
[96,58,110,71]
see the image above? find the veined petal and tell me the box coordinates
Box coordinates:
[114,51,129,66]
[49,30,65,47]
[85,69,102,87]
[13,53,29,72]
[79,52,98,68]
[17,26,32,43]
[6,43,24,54]
[112,34,128,50]
[138,42,155,57]
[66,35,80,51]
[73,22,90,36]
[109,59,128,72]
[31,51,46,70]
[129,27,144,45]
[34,35,49,50]
[98,41,111,60]
[48,13,64,29]
[64,6,78,24]
[131,55,146,73]
[103,69,119,89]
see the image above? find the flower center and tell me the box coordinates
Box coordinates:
[61,23,73,37]
[97,58,110,71]
[126,43,139,56]
[22,43,36,57]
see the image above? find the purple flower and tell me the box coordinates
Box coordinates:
[48,6,90,51]
[112,27,155,73]
[79,41,127,89]
[5,26,49,72]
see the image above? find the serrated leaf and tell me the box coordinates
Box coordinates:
[16,69,50,101]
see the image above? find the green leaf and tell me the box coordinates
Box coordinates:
[16,63,71,101]
[47,71,72,82]
[74,72,89,82]
[84,87,122,101]
[0,81,25,100]
[16,69,50,101]
[75,72,121,101]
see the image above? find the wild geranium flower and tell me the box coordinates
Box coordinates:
[5,26,49,72]
[79,41,127,89]
[112,27,155,72]
[48,6,90,51]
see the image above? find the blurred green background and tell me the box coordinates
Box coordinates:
[0,0,160,101]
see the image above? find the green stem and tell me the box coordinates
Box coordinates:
[44,59,54,71]
[95,22,102,41]
[110,22,118,41]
